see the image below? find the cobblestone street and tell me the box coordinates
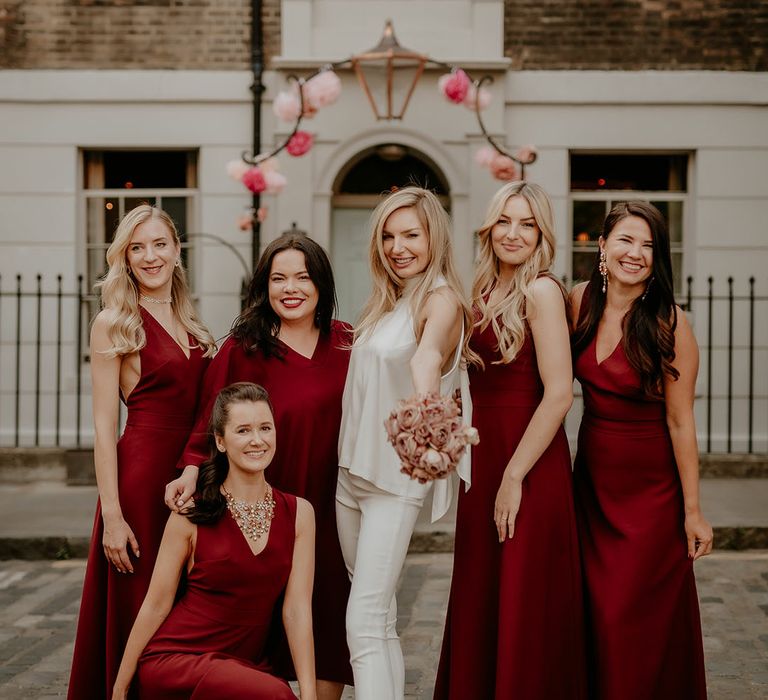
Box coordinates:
[0,551,766,699]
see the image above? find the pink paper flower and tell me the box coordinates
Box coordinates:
[515,145,538,164]
[438,69,471,104]
[474,145,497,169]
[226,159,250,182]
[257,206,268,223]
[257,156,280,173]
[490,153,519,181]
[286,131,314,157]
[273,90,302,122]
[242,167,267,193]
[463,84,492,111]
[263,170,287,195]
[304,70,342,109]
[237,213,253,231]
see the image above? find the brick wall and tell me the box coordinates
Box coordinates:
[0,0,281,69]
[504,0,767,70]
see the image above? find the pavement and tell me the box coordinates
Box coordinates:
[1,477,767,558]
[0,552,767,699]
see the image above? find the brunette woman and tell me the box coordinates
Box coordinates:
[571,201,712,699]
[112,382,316,700]
[337,186,475,699]
[435,181,586,698]
[165,233,352,698]
[68,205,215,699]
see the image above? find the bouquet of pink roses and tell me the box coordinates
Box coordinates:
[384,392,479,483]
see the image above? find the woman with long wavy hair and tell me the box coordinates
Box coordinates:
[112,382,316,700]
[164,232,353,698]
[69,204,215,700]
[570,201,711,698]
[336,186,475,699]
[435,181,586,698]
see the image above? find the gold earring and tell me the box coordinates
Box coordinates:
[599,249,608,293]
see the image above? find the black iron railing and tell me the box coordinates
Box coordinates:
[0,274,766,454]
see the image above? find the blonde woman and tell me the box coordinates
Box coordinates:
[336,187,474,699]
[435,182,586,698]
[68,204,215,700]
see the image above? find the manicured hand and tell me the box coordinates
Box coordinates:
[685,510,714,560]
[102,516,139,574]
[164,465,198,513]
[494,474,522,542]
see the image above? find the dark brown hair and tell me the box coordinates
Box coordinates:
[231,233,337,358]
[572,201,679,396]
[186,382,273,525]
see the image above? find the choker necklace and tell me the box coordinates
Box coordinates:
[140,293,172,305]
[223,485,275,541]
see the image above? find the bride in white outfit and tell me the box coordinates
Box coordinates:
[337,186,475,699]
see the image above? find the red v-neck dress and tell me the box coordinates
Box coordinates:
[573,285,706,699]
[434,322,586,699]
[137,489,297,700]
[68,307,209,700]
[179,320,353,685]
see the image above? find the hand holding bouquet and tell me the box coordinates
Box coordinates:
[384,392,479,483]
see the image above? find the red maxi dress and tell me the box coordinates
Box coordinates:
[179,320,353,685]
[137,488,298,700]
[434,323,586,699]
[68,307,209,700]
[573,289,707,699]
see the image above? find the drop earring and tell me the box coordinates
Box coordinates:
[641,276,654,301]
[599,249,608,293]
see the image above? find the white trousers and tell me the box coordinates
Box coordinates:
[335,468,425,700]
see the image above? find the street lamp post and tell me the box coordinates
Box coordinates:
[250,0,265,271]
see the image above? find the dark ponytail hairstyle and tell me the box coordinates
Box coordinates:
[231,233,338,358]
[186,382,274,525]
[572,201,679,397]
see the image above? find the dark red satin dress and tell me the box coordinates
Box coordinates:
[435,324,586,699]
[573,292,707,699]
[68,308,209,700]
[180,321,352,685]
[138,489,298,699]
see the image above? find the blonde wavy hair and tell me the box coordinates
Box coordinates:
[95,204,216,358]
[473,181,559,364]
[354,187,476,363]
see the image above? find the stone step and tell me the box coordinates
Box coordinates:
[0,479,767,559]
[2,449,765,486]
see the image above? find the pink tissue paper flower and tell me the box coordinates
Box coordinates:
[490,153,519,181]
[256,156,279,173]
[303,70,342,109]
[263,170,287,195]
[463,84,492,111]
[242,167,266,194]
[515,145,538,164]
[474,146,497,169]
[438,69,471,104]
[273,91,302,122]
[286,131,314,157]
[226,159,250,182]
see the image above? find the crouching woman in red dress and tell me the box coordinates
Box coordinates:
[111,382,317,700]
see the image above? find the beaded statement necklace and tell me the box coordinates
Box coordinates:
[223,485,276,541]
[140,293,172,305]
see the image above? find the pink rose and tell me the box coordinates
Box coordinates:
[286,131,314,157]
[419,448,451,478]
[242,167,266,194]
[428,424,451,450]
[395,404,421,430]
[463,426,480,446]
[384,416,400,442]
[438,69,471,104]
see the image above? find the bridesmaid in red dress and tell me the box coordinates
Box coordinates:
[570,201,712,699]
[435,181,586,699]
[68,205,215,700]
[112,382,316,700]
[165,233,352,699]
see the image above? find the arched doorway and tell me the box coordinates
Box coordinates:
[330,144,450,323]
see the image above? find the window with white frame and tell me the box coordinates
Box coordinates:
[569,153,688,291]
[81,149,199,300]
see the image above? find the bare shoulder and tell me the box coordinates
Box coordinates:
[427,285,461,310]
[672,305,695,339]
[531,275,566,304]
[295,497,315,524]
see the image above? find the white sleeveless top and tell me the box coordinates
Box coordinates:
[338,279,472,522]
